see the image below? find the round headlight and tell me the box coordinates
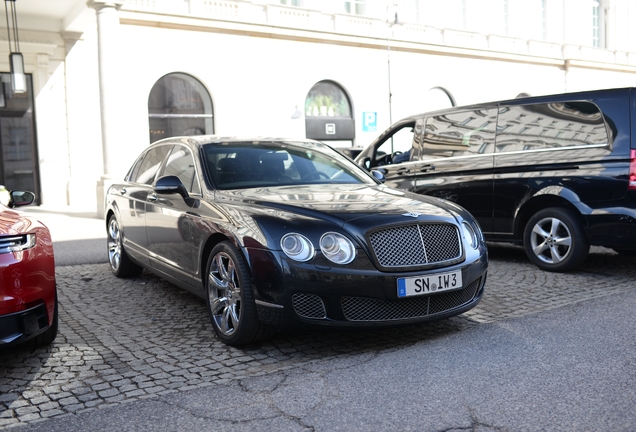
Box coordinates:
[281,233,315,262]
[319,232,356,264]
[462,222,478,250]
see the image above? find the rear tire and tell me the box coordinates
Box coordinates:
[205,241,272,346]
[107,215,143,278]
[523,207,589,272]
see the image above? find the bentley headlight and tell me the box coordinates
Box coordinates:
[462,222,479,250]
[320,232,356,264]
[281,233,315,262]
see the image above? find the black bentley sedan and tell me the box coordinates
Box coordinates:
[105,137,488,346]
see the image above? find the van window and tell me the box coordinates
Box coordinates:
[495,102,608,153]
[372,123,415,166]
[414,108,497,160]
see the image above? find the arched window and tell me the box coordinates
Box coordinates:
[304,80,354,145]
[148,73,214,143]
[422,86,456,112]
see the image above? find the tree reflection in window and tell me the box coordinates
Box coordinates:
[305,81,352,118]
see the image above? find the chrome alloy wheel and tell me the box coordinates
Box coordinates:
[207,251,242,336]
[107,217,123,271]
[529,216,572,265]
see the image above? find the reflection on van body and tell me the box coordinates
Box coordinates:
[356,87,636,272]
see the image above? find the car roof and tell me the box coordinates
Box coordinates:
[149,136,325,149]
[400,86,635,121]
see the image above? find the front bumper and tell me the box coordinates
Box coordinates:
[0,303,51,346]
[246,247,488,329]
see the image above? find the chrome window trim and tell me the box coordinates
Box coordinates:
[493,142,609,157]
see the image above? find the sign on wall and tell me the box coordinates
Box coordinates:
[362,112,377,132]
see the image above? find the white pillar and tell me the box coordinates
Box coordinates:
[88,0,124,218]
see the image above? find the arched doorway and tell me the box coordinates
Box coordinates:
[304,80,354,147]
[148,73,214,143]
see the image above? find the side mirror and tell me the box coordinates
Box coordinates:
[371,170,386,184]
[154,175,189,199]
[9,190,35,208]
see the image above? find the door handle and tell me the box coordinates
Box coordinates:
[148,193,158,202]
[420,165,435,173]
[396,168,410,175]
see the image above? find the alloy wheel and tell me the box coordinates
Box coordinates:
[529,216,572,264]
[107,218,122,272]
[207,252,242,336]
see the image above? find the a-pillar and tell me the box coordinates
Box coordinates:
[88,0,124,219]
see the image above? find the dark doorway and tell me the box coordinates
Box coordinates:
[0,73,40,203]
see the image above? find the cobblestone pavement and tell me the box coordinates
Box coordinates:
[1,244,635,428]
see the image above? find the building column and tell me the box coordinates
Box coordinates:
[88,0,124,218]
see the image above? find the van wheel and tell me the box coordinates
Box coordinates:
[523,207,589,272]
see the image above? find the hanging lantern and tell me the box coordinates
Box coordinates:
[4,0,26,93]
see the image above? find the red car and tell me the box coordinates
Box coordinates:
[0,190,57,347]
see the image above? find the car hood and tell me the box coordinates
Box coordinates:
[215,184,463,227]
[0,207,42,235]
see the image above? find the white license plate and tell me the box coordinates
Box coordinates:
[397,270,463,298]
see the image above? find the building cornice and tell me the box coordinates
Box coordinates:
[118,10,636,75]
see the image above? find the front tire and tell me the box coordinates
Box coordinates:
[107,215,143,278]
[523,207,589,272]
[205,241,271,346]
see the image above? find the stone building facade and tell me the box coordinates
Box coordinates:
[0,0,634,214]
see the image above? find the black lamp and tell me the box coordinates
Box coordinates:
[4,0,25,93]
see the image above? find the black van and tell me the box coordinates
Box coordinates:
[355,87,636,272]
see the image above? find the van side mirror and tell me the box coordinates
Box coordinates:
[360,157,371,170]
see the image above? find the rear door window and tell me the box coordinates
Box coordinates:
[495,102,608,153]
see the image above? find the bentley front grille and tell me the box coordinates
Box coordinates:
[368,223,461,268]
[341,277,482,322]
[292,293,327,320]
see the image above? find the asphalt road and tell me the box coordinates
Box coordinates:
[12,284,636,432]
[21,206,107,266]
[2,206,635,431]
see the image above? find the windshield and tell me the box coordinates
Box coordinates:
[202,140,376,190]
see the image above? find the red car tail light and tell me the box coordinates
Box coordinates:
[630,150,636,190]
